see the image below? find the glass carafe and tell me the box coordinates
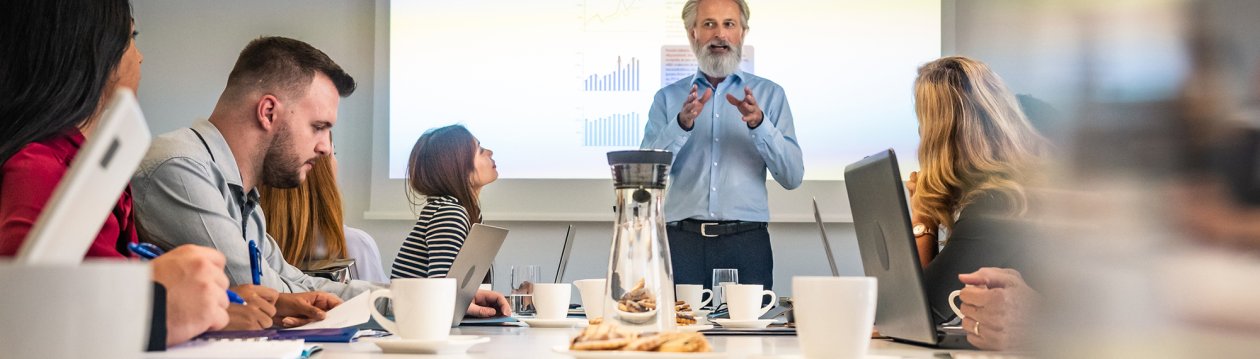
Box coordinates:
[602,150,677,333]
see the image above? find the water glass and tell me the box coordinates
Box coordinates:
[510,265,540,317]
[711,268,739,307]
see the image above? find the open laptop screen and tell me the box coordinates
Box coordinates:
[16,89,151,265]
[844,149,939,346]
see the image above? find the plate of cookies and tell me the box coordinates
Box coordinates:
[558,322,723,358]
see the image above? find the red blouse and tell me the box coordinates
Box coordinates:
[0,129,137,258]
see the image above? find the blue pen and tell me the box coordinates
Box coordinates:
[248,240,262,285]
[128,242,247,305]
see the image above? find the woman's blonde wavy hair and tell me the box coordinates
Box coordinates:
[258,153,347,266]
[912,56,1047,230]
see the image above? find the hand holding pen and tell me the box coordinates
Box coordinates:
[129,242,246,305]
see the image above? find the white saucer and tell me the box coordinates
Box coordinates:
[677,324,714,332]
[616,309,657,324]
[712,318,775,329]
[521,317,590,328]
[553,345,726,358]
[364,335,490,354]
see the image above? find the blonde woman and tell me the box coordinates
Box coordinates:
[907,56,1047,324]
[258,141,387,283]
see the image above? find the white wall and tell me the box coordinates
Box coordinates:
[132,0,1033,296]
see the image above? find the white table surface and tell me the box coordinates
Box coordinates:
[313,326,993,358]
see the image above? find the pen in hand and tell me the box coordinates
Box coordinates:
[127,242,247,305]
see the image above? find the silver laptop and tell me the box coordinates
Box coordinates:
[844,149,972,349]
[554,225,576,283]
[16,89,151,265]
[811,198,840,276]
[448,223,509,327]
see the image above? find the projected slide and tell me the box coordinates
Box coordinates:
[390,0,941,179]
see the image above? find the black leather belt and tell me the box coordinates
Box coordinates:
[669,219,767,238]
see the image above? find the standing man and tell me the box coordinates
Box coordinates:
[642,0,803,290]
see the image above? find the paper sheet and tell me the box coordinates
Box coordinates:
[291,292,371,330]
[146,340,308,359]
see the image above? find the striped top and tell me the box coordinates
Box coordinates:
[391,195,470,279]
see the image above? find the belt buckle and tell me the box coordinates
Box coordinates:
[700,223,719,238]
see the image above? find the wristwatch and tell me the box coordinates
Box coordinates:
[913,223,936,237]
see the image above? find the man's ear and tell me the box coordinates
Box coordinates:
[256,94,279,132]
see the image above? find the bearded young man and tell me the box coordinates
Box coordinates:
[641,0,803,291]
[132,37,510,327]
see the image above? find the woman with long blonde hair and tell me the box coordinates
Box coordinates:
[908,56,1047,324]
[259,140,387,283]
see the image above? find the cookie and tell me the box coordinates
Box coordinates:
[676,312,697,325]
[657,332,711,353]
[622,333,671,351]
[571,338,632,351]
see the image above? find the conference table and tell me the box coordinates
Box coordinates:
[313,326,989,358]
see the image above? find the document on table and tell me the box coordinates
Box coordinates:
[145,340,312,359]
[291,292,371,330]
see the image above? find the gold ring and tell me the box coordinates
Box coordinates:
[973,320,981,336]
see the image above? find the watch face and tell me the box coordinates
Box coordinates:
[913,224,926,236]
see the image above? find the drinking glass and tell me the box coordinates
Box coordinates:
[711,268,739,308]
[510,265,540,317]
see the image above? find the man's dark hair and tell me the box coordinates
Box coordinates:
[0,0,134,164]
[225,36,356,100]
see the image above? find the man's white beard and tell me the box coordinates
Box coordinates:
[692,39,742,78]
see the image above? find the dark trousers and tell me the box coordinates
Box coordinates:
[667,226,774,291]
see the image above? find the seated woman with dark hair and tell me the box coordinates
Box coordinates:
[391,124,509,317]
[0,0,276,347]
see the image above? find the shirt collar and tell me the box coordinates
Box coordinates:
[691,69,746,89]
[190,119,256,201]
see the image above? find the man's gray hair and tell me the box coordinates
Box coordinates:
[681,0,750,32]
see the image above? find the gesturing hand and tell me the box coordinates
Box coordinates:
[677,84,713,130]
[725,86,764,128]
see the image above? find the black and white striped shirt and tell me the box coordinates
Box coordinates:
[391,196,469,279]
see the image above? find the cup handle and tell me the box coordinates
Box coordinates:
[948,290,965,319]
[757,290,778,317]
[369,289,399,334]
[699,289,713,309]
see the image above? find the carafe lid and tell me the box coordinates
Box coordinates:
[608,150,672,189]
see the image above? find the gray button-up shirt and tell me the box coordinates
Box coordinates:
[131,119,375,299]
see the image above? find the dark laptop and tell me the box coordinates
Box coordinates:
[844,149,973,349]
[811,197,841,276]
[554,225,576,283]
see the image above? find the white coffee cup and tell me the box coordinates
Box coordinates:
[724,284,777,321]
[793,276,877,359]
[573,278,606,319]
[675,284,712,310]
[532,283,572,320]
[949,289,965,319]
[369,278,455,341]
[0,261,150,358]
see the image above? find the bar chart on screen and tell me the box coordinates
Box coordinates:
[583,112,641,147]
[583,56,641,92]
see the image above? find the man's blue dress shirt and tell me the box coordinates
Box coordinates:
[641,70,804,222]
